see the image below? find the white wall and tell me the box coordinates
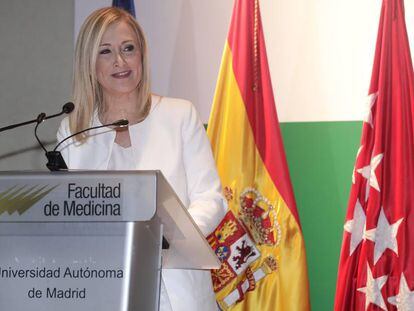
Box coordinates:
[75,0,414,122]
[0,0,73,170]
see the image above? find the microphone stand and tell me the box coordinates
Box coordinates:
[0,116,44,133]
[34,113,48,154]
[47,119,129,171]
[31,113,67,171]
[0,102,74,133]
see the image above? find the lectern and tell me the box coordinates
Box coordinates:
[0,171,220,310]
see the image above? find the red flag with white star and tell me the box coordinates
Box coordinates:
[334,0,414,310]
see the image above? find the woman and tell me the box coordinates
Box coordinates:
[57,7,226,311]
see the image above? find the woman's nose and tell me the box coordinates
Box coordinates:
[114,51,126,67]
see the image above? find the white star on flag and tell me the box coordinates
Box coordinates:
[388,273,414,310]
[357,264,388,310]
[356,153,383,200]
[364,92,378,127]
[344,199,366,255]
[364,208,403,265]
[352,146,364,184]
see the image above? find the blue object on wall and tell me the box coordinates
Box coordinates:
[112,0,135,17]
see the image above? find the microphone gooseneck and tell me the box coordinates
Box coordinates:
[34,113,48,153]
[53,119,129,152]
[0,102,75,133]
[0,101,76,171]
[32,102,75,171]
[44,102,75,120]
[47,119,128,171]
[34,103,76,156]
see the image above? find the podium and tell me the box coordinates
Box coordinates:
[0,171,220,310]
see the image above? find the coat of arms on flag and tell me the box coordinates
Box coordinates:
[208,186,281,291]
[208,193,279,310]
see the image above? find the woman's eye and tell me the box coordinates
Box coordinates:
[99,49,111,55]
[123,45,135,52]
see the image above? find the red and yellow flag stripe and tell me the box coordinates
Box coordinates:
[207,1,310,310]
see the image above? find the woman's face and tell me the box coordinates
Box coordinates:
[95,21,142,99]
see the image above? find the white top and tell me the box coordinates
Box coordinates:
[57,96,225,311]
[107,143,135,170]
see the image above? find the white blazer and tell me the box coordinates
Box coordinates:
[57,96,226,311]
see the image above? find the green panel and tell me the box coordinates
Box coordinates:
[280,121,362,311]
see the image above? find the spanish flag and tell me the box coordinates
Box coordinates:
[207,0,310,310]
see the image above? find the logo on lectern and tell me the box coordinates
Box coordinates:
[0,185,58,216]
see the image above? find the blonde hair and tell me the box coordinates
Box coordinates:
[71,7,151,141]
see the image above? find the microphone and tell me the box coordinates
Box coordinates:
[34,113,48,153]
[0,102,75,133]
[45,102,75,120]
[30,103,76,169]
[62,102,75,114]
[111,119,129,127]
[46,119,129,171]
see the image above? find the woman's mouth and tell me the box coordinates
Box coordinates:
[111,70,132,78]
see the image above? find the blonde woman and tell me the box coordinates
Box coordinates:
[57,7,226,311]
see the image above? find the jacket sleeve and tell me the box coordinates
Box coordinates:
[181,102,227,236]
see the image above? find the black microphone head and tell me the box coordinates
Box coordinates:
[112,119,129,127]
[62,102,75,114]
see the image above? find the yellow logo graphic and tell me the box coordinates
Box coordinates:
[0,185,58,216]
